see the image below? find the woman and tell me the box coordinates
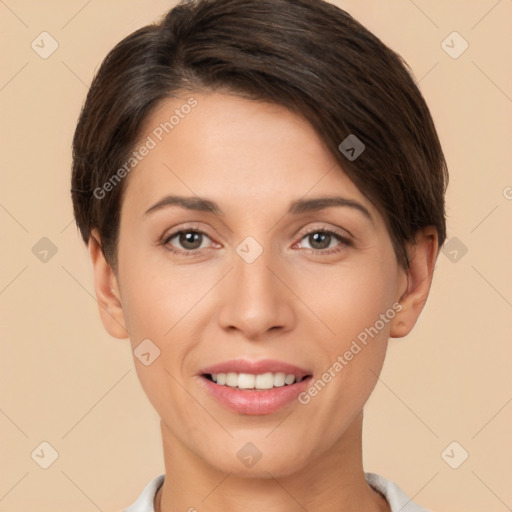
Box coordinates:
[71,0,447,510]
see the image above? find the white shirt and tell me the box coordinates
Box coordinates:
[123,472,430,511]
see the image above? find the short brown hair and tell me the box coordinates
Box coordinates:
[71,0,448,269]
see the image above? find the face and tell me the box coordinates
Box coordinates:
[96,91,420,477]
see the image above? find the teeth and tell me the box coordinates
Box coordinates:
[272,372,286,387]
[239,373,256,389]
[226,372,238,387]
[209,372,303,389]
[255,373,273,389]
[284,374,296,385]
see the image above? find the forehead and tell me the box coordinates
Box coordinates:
[121,91,377,221]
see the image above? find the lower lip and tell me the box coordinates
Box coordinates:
[198,375,312,415]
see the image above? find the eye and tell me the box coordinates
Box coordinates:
[163,229,215,255]
[161,226,350,257]
[296,229,351,254]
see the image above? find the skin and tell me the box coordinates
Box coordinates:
[88,92,438,512]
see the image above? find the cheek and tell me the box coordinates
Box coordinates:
[118,265,205,430]
[297,256,399,346]
[116,243,184,338]
[294,267,395,440]
[295,254,399,410]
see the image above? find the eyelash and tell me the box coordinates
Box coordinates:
[162,225,352,257]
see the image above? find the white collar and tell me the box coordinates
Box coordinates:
[123,472,429,512]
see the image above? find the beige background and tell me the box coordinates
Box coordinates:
[1,0,511,510]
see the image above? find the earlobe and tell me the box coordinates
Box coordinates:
[390,226,439,338]
[88,229,129,339]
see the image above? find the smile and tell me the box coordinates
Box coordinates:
[205,371,307,390]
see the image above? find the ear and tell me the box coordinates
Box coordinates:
[88,228,129,339]
[390,226,439,338]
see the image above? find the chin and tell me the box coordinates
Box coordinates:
[202,443,312,479]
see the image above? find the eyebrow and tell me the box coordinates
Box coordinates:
[144,195,372,220]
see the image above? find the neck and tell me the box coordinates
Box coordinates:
[155,412,389,512]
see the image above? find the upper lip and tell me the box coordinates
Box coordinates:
[199,359,312,380]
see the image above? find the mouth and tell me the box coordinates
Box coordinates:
[197,359,313,415]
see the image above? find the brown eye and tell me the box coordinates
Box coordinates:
[298,230,350,252]
[164,230,212,253]
[307,232,333,250]
[177,231,203,250]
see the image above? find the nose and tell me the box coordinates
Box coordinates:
[217,246,296,340]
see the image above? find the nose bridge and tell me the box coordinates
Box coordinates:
[236,244,275,297]
[217,238,295,337]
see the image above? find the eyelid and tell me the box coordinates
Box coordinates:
[161,222,213,243]
[295,224,352,244]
